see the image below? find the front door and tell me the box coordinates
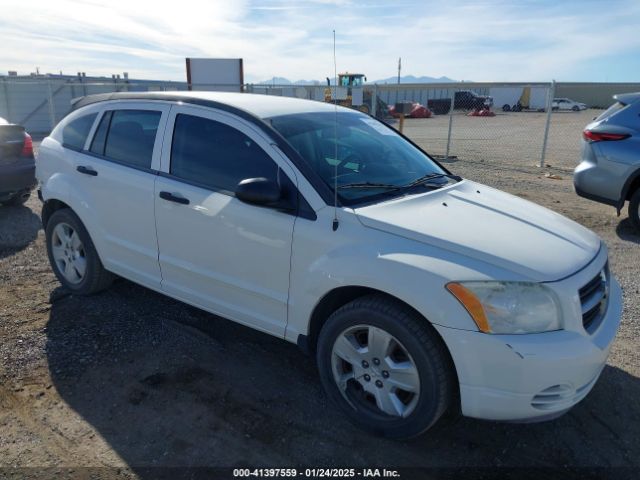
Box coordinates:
[154,105,298,336]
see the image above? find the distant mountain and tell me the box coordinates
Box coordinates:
[255,75,456,85]
[257,77,293,85]
[256,77,322,85]
[372,75,456,84]
[294,79,322,85]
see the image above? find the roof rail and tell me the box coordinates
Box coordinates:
[70,96,85,108]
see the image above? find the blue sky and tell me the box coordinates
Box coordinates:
[1,0,639,82]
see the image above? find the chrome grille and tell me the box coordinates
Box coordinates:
[578,264,608,332]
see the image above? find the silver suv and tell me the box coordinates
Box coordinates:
[574,92,640,231]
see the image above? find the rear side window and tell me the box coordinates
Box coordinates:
[170,114,278,193]
[595,102,626,122]
[89,111,112,155]
[62,113,97,150]
[101,110,161,169]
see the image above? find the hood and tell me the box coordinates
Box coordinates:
[354,180,600,281]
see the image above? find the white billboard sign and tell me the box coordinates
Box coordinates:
[185,58,243,92]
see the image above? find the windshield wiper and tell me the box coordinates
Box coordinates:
[402,173,462,189]
[337,174,461,195]
[338,182,401,190]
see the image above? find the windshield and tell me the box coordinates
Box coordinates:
[269,111,451,206]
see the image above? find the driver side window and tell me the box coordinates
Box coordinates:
[170,114,278,194]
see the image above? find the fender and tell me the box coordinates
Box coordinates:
[285,221,520,343]
[41,171,110,265]
[617,166,640,213]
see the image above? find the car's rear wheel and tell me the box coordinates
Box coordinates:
[502,104,511,112]
[45,208,114,295]
[317,294,454,438]
[628,188,640,232]
[2,189,30,206]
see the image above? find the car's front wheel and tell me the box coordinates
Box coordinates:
[317,294,455,438]
[45,208,114,295]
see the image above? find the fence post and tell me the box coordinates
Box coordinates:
[371,84,377,118]
[47,80,56,131]
[539,80,555,167]
[445,94,455,159]
[2,79,11,122]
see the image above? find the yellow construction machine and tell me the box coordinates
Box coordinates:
[324,73,388,117]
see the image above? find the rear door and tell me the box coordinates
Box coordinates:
[154,105,298,336]
[74,101,171,288]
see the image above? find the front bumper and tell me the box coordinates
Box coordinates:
[0,160,36,199]
[435,272,622,422]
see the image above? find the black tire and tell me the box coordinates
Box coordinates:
[572,105,580,111]
[502,104,511,112]
[2,190,30,206]
[628,188,640,232]
[317,294,455,438]
[45,208,114,295]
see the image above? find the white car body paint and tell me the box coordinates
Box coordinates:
[37,92,622,423]
[552,98,588,111]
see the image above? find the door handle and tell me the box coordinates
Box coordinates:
[77,165,98,176]
[159,191,190,205]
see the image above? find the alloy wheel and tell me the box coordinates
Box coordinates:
[331,324,421,418]
[51,222,86,284]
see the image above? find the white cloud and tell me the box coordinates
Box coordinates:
[1,0,639,82]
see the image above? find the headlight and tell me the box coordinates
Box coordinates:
[446,281,562,334]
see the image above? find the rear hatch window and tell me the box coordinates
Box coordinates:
[595,101,627,122]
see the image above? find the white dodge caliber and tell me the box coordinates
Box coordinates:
[37,92,622,438]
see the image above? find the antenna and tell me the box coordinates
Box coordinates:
[332,30,339,232]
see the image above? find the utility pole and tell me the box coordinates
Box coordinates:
[397,57,401,84]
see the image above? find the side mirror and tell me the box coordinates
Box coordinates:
[235,177,281,206]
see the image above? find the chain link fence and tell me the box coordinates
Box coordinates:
[0,79,626,171]
[377,82,606,172]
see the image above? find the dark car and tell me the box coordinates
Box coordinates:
[453,90,493,110]
[0,117,36,206]
[427,90,493,114]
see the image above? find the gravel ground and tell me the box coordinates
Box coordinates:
[0,134,638,479]
[404,109,599,170]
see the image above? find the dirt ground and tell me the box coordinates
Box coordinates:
[0,132,639,478]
